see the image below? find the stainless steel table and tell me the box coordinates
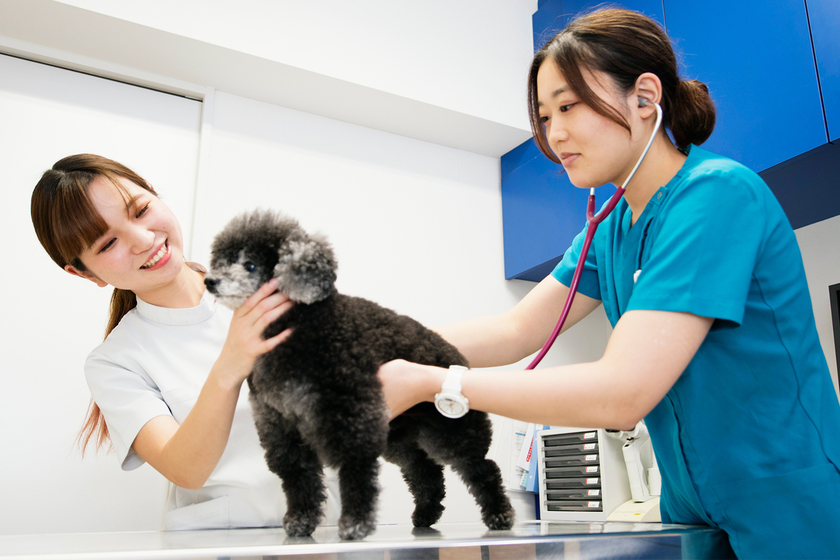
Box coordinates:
[0,521,733,559]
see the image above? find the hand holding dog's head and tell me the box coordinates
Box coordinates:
[205,210,337,309]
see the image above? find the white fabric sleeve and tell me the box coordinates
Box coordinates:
[85,351,173,471]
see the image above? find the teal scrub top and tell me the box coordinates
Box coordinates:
[552,145,840,558]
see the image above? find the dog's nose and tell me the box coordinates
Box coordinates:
[204,277,219,291]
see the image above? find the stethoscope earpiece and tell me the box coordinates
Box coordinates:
[638,97,648,108]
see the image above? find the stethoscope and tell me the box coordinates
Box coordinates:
[526,99,664,369]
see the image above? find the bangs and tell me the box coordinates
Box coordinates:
[554,35,632,128]
[50,173,135,266]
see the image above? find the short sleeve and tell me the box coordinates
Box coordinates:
[627,164,768,327]
[85,350,172,470]
[551,222,602,301]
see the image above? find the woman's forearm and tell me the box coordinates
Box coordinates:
[434,314,534,368]
[382,310,713,431]
[434,278,602,368]
[134,360,246,490]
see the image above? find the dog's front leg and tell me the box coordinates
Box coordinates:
[251,396,326,537]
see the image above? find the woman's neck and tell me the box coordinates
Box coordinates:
[135,262,206,309]
[622,135,687,225]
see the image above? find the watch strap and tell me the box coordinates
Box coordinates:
[441,365,467,395]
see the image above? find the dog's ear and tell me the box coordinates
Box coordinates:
[273,233,337,304]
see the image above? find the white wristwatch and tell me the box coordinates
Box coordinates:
[434,365,470,419]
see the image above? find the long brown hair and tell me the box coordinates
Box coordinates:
[527,8,716,163]
[31,154,157,455]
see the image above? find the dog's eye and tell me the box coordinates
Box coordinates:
[243,262,257,273]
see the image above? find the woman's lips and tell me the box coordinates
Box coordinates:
[559,153,579,166]
[141,240,171,270]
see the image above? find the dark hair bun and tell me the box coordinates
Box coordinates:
[671,79,716,149]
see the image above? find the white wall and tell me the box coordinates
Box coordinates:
[0,0,536,156]
[796,216,840,396]
[50,0,534,131]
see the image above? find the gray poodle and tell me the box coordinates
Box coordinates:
[204,209,515,540]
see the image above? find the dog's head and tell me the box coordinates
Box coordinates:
[205,209,337,309]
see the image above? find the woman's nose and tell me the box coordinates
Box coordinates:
[130,226,155,253]
[547,118,568,146]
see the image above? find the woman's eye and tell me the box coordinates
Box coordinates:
[559,103,575,113]
[98,239,115,254]
[136,203,150,218]
[539,115,549,124]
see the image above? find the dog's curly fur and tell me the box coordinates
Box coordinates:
[205,210,515,540]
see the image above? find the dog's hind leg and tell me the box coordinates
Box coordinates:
[252,398,326,537]
[448,453,515,530]
[423,413,516,531]
[383,423,446,527]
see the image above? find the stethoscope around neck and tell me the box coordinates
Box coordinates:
[526,99,663,369]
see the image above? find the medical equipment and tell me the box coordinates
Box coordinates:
[526,99,664,370]
[605,422,662,522]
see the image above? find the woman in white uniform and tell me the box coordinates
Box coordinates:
[31,153,339,530]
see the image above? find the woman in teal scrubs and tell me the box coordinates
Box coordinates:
[379,8,840,559]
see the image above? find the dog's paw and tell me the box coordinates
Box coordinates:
[338,516,377,540]
[411,503,445,528]
[483,508,516,531]
[283,511,320,537]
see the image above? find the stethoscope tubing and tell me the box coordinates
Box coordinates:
[525,102,663,370]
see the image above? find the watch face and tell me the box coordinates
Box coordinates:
[436,395,467,418]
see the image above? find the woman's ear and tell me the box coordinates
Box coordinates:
[634,72,663,115]
[64,264,109,288]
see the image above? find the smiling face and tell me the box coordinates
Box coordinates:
[536,59,641,190]
[68,175,185,299]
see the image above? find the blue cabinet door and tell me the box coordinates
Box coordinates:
[533,0,665,51]
[502,139,613,280]
[807,0,840,141]
[662,0,826,172]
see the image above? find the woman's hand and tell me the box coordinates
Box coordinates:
[378,359,446,419]
[134,279,295,489]
[216,279,294,389]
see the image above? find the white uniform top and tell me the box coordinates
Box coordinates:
[85,289,339,530]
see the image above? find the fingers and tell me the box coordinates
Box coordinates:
[264,328,294,352]
[239,278,281,313]
[254,293,294,328]
[235,280,293,322]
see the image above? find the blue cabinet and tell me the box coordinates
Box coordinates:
[502,139,600,280]
[663,0,826,172]
[808,0,840,141]
[532,0,664,51]
[502,0,838,281]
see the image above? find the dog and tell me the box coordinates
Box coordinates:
[204,209,515,540]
